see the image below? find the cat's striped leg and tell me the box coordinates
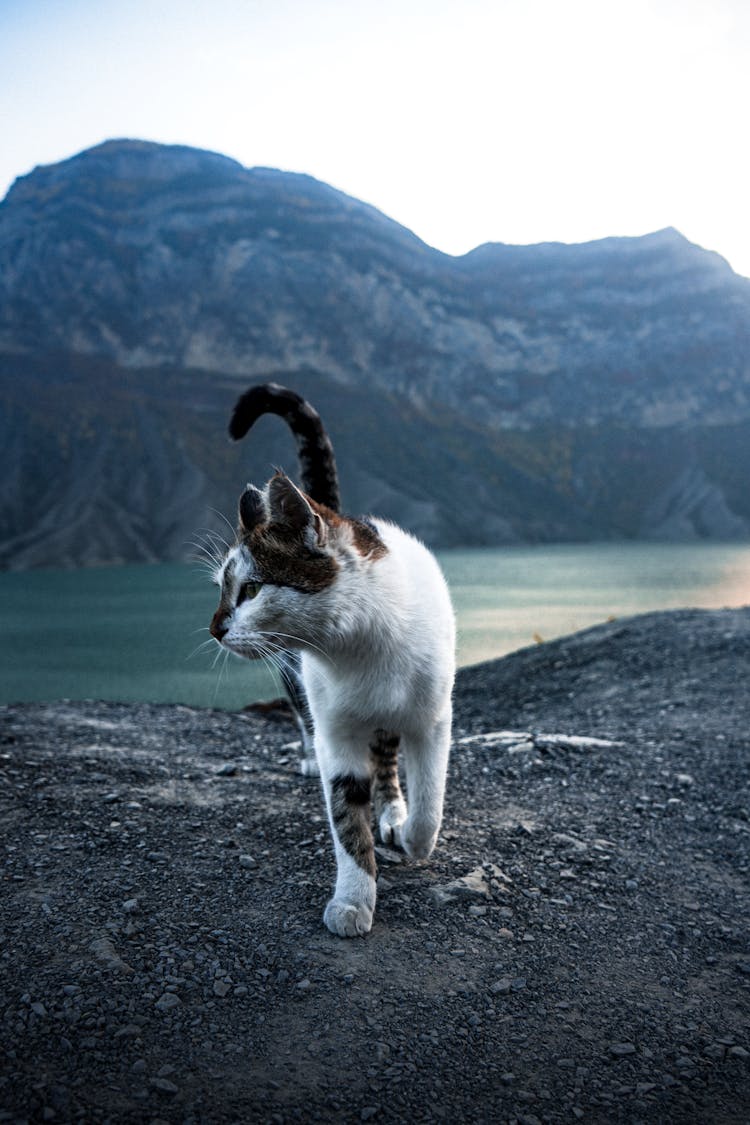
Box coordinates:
[396,711,452,860]
[277,650,318,776]
[370,729,408,845]
[320,770,377,937]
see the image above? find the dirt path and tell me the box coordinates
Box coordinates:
[1,607,749,1123]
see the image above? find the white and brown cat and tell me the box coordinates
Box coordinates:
[209,383,455,937]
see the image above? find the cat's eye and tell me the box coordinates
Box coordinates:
[237,581,262,606]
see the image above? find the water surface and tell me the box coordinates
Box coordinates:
[1,543,748,710]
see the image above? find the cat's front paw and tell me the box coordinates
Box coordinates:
[394,817,439,861]
[323,898,373,938]
[377,798,408,846]
[299,755,319,777]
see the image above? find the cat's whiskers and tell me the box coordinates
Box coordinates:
[186,637,218,662]
[211,647,231,706]
[258,630,336,667]
[187,540,224,574]
[206,509,239,551]
[248,639,286,692]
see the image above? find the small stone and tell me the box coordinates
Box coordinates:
[154,993,181,1012]
[736,961,750,975]
[429,867,491,905]
[361,1109,379,1121]
[374,846,403,865]
[497,927,514,939]
[30,1002,47,1017]
[131,1059,146,1073]
[238,854,257,868]
[675,773,694,786]
[511,977,526,991]
[216,763,238,775]
[213,980,232,997]
[703,1043,726,1059]
[150,1077,178,1095]
[468,904,487,917]
[490,978,512,993]
[728,1046,749,1060]
[610,1043,637,1057]
[296,978,311,991]
[122,898,139,913]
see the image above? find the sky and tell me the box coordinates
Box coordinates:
[1,0,749,275]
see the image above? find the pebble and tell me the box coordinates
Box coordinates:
[728,1046,749,1061]
[122,898,139,913]
[610,1043,637,1057]
[238,854,257,868]
[213,980,232,997]
[150,1077,179,1095]
[154,993,181,1012]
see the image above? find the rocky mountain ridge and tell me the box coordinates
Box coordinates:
[2,139,750,567]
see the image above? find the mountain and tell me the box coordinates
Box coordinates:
[2,138,750,567]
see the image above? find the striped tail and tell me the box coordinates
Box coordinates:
[229,382,341,513]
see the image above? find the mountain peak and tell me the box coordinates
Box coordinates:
[4,138,245,205]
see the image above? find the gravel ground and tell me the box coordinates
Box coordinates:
[1,606,749,1124]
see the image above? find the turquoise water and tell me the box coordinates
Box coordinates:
[1,543,749,710]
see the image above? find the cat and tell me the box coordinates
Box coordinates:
[210,383,455,937]
[228,382,341,775]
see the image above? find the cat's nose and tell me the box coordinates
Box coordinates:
[210,612,228,641]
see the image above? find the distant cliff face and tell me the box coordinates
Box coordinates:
[2,138,750,568]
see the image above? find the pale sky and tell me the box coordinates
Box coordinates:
[2,0,749,276]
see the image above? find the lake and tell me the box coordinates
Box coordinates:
[1,542,749,711]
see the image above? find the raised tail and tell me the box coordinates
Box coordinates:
[229,382,341,513]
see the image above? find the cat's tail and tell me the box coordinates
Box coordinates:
[229,382,341,513]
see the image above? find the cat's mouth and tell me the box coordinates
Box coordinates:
[221,636,282,662]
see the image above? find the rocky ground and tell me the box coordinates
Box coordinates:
[1,607,749,1124]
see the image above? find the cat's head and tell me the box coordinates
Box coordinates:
[209,472,385,660]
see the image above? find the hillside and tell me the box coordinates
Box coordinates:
[2,139,750,566]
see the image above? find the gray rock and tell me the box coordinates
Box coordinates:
[610,1043,637,1057]
[154,993,181,1012]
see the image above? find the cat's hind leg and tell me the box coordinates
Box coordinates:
[370,729,407,846]
[320,770,377,937]
[277,650,318,776]
[395,710,451,860]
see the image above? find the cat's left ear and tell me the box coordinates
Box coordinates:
[268,474,327,546]
[238,485,266,534]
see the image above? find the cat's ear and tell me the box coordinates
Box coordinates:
[268,474,327,545]
[238,485,266,534]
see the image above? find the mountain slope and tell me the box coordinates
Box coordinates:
[2,139,750,567]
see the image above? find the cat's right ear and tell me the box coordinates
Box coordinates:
[238,485,266,534]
